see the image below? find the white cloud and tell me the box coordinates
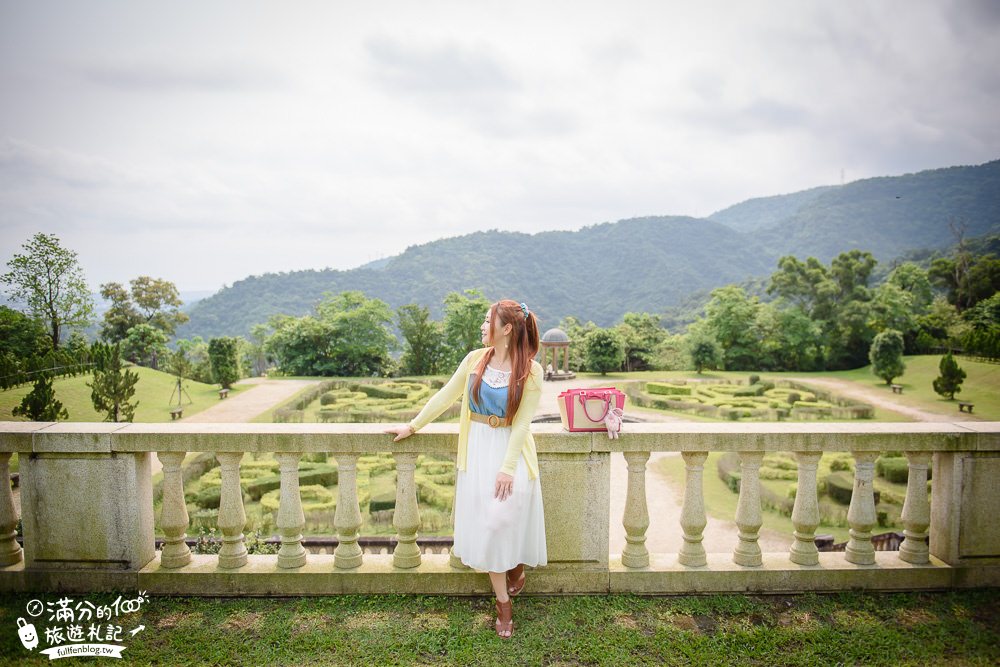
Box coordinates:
[0,0,997,293]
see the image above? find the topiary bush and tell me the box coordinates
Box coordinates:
[876,457,909,484]
[646,382,692,396]
[320,392,339,406]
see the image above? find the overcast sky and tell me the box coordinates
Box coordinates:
[2,0,999,294]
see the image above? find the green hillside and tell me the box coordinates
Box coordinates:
[177,159,1000,339]
[0,366,241,423]
[177,216,773,337]
[755,160,1000,262]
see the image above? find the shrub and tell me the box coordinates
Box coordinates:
[749,374,760,386]
[829,456,853,473]
[787,392,801,406]
[369,491,396,512]
[825,472,854,505]
[357,384,409,399]
[646,382,692,396]
[245,464,338,501]
[320,392,338,405]
[825,472,880,505]
[876,457,909,484]
[260,484,335,514]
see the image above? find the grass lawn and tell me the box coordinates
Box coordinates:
[1,590,995,665]
[794,354,1000,421]
[0,366,243,424]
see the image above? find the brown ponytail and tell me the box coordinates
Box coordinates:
[471,299,540,418]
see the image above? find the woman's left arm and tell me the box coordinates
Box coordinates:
[498,362,543,477]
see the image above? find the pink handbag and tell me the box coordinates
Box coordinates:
[558,387,626,435]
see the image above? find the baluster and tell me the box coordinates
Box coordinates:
[215,452,248,569]
[393,452,421,568]
[899,451,932,565]
[157,451,191,568]
[275,452,306,568]
[0,453,23,566]
[334,453,363,569]
[789,451,821,566]
[733,451,763,567]
[679,451,708,567]
[622,451,650,568]
[846,451,878,565]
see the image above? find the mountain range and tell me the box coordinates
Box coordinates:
[177,159,1000,338]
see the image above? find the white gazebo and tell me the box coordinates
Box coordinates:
[540,327,576,381]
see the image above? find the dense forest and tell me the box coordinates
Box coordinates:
[177,159,1000,339]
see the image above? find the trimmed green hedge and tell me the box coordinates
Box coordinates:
[646,382,692,396]
[826,472,881,505]
[877,457,909,484]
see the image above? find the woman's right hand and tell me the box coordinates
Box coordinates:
[384,425,414,442]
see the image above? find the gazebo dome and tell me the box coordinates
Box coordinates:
[541,328,570,344]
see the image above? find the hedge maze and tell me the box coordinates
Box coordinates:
[625,376,874,421]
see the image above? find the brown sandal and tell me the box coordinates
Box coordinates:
[495,598,513,638]
[506,564,525,597]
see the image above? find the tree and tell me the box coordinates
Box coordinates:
[100,276,188,342]
[99,282,143,343]
[443,289,491,368]
[130,276,190,336]
[88,341,139,422]
[685,324,723,374]
[397,303,446,376]
[559,316,598,373]
[174,336,213,383]
[1,232,94,349]
[12,372,68,421]
[614,312,666,372]
[868,329,906,385]
[121,323,170,369]
[316,291,396,377]
[703,286,760,371]
[583,329,625,375]
[0,306,50,359]
[933,351,966,399]
[208,337,241,388]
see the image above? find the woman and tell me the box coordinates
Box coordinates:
[384,299,547,639]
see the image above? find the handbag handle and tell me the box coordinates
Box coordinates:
[579,392,611,422]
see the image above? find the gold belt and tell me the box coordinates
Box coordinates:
[469,412,513,427]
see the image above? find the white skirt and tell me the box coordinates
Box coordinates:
[451,420,548,572]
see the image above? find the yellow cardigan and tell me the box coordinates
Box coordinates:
[407,347,543,480]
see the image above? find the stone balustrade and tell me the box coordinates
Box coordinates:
[1,421,998,596]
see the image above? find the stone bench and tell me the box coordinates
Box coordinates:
[891,384,903,394]
[169,408,183,420]
[219,389,229,399]
[959,401,974,413]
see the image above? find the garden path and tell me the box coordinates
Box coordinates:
[785,377,981,422]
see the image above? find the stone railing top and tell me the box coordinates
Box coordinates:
[1,421,998,454]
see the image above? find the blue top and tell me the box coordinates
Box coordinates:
[468,372,509,417]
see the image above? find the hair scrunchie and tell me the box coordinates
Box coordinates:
[520,302,529,318]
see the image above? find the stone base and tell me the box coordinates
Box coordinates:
[3,552,997,596]
[609,552,986,594]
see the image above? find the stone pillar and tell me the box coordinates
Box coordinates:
[0,453,23,566]
[621,451,650,568]
[789,451,821,566]
[393,452,421,569]
[21,448,154,573]
[733,451,763,567]
[215,452,248,569]
[275,452,306,569]
[156,451,191,569]
[334,454,363,569]
[846,451,878,565]
[679,451,708,567]
[931,450,1000,566]
[899,451,931,565]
